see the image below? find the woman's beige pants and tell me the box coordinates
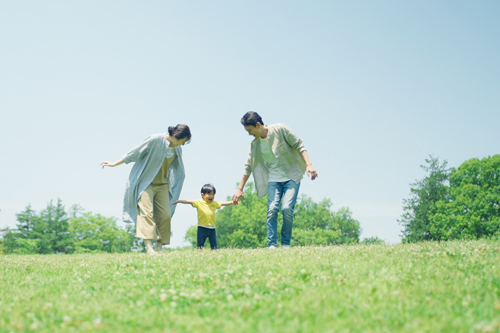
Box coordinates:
[136,184,171,245]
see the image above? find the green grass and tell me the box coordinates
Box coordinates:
[1,240,500,332]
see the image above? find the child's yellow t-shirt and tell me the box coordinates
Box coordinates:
[192,199,222,228]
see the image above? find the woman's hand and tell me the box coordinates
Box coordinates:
[100,161,115,168]
[100,159,124,169]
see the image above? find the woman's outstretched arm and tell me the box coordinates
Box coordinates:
[100,158,125,168]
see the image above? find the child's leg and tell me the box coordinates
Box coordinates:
[208,229,217,250]
[197,227,208,249]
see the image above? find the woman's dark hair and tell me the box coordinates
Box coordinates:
[201,184,216,195]
[168,124,191,142]
[240,111,264,127]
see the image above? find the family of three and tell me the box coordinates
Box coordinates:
[101,111,318,254]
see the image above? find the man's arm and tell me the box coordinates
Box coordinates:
[280,124,306,153]
[172,200,194,205]
[300,151,318,180]
[232,174,250,205]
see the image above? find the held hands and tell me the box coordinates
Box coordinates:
[307,165,318,180]
[232,189,245,205]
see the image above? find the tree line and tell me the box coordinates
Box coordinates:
[0,200,141,254]
[399,154,500,242]
[0,186,364,254]
[3,154,495,254]
[185,183,362,248]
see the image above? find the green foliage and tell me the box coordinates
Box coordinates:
[185,183,360,248]
[215,183,268,248]
[125,223,145,252]
[1,200,75,254]
[1,240,499,332]
[69,213,133,253]
[185,225,197,247]
[429,155,500,240]
[399,156,450,242]
[361,236,386,245]
[292,197,360,246]
[400,155,500,243]
[1,200,135,254]
[9,238,40,254]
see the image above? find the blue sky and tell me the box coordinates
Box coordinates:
[1,1,499,247]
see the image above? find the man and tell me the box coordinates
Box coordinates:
[232,111,318,248]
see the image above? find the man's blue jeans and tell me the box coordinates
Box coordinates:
[267,180,301,247]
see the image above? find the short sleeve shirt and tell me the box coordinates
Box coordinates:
[192,199,222,228]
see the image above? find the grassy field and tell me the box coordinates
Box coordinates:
[1,240,500,333]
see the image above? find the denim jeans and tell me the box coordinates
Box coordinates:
[267,180,300,247]
[197,227,217,249]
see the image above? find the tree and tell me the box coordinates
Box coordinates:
[428,155,500,240]
[361,236,386,245]
[69,213,133,253]
[1,200,75,254]
[291,197,360,246]
[1,200,135,254]
[211,183,268,248]
[184,183,361,248]
[399,156,450,242]
[14,205,37,239]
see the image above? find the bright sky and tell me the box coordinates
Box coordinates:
[1,1,499,247]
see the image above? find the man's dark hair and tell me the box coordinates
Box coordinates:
[201,184,216,195]
[168,124,192,143]
[240,111,264,127]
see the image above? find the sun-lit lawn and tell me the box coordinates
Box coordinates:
[1,240,500,332]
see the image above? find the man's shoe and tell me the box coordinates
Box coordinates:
[268,245,277,249]
[281,245,290,249]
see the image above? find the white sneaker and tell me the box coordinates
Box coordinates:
[268,245,277,249]
[281,245,290,249]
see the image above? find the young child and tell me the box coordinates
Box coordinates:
[173,184,232,249]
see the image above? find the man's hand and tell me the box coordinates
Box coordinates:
[232,189,245,205]
[306,165,318,180]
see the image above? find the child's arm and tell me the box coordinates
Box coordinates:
[172,200,194,205]
[220,201,233,207]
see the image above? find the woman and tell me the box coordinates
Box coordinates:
[101,124,191,255]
